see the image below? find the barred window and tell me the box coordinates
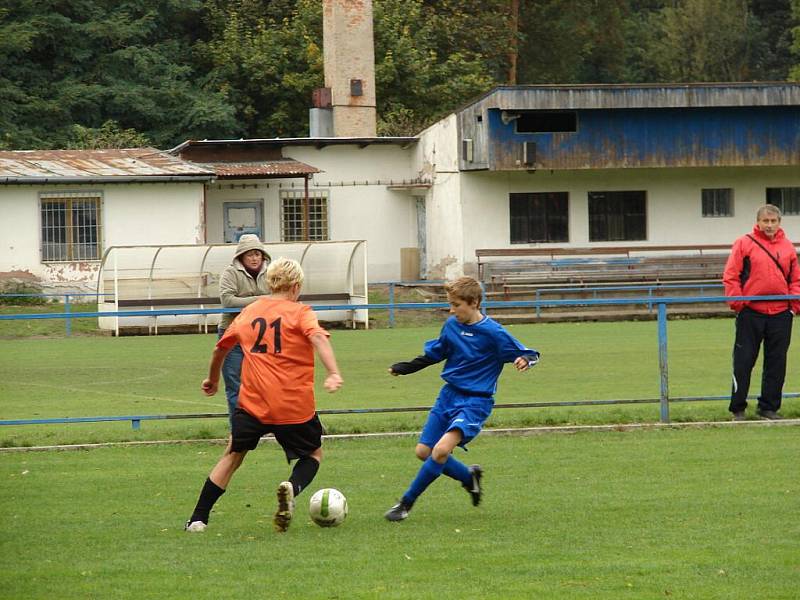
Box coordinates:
[702,188,733,217]
[509,192,568,243]
[280,190,329,241]
[766,188,800,216]
[588,190,646,242]
[40,192,102,261]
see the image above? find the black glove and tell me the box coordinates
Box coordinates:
[390,354,438,375]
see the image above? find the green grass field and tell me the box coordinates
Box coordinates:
[2,318,800,598]
[2,428,799,599]
[1,318,799,447]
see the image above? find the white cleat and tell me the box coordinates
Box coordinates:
[273,481,295,533]
[184,520,207,533]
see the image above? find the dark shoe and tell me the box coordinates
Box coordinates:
[463,464,483,507]
[756,409,783,420]
[384,500,412,522]
[732,411,746,421]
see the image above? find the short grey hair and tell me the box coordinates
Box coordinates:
[757,204,782,220]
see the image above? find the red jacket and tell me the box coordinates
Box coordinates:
[722,226,800,315]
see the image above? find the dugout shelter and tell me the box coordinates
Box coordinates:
[97,240,368,335]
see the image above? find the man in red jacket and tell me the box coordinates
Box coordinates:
[722,204,800,421]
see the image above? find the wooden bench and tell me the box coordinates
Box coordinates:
[477,245,737,287]
[112,293,355,334]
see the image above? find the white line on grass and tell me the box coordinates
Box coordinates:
[2,418,798,453]
[14,380,220,408]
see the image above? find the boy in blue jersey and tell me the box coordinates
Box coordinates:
[384,276,539,521]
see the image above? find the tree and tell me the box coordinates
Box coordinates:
[645,0,761,82]
[67,120,151,149]
[198,0,324,138]
[789,0,800,79]
[0,0,238,149]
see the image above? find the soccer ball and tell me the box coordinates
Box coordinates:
[308,488,348,528]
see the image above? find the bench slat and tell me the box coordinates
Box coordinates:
[116,293,352,308]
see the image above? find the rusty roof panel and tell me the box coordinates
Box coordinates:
[197,160,321,178]
[0,148,215,181]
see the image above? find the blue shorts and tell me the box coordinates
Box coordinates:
[419,384,493,449]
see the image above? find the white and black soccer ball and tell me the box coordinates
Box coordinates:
[308,488,348,528]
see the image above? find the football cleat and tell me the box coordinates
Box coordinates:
[463,464,483,507]
[273,481,295,533]
[384,500,412,522]
[184,520,207,533]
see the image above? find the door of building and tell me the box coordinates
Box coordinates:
[223,201,263,243]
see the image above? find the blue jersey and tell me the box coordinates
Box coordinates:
[423,315,537,396]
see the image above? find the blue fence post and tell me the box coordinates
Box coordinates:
[657,302,670,423]
[388,282,396,328]
[64,294,72,337]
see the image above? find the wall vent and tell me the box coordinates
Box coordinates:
[523,141,536,166]
[462,139,474,162]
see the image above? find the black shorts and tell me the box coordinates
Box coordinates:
[230,408,323,461]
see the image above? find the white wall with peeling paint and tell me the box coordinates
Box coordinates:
[0,183,205,291]
[204,144,420,281]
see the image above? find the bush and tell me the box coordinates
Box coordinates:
[0,280,47,305]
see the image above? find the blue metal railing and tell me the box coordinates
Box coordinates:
[0,292,112,336]
[1,292,798,426]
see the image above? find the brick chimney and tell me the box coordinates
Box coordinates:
[318,0,377,137]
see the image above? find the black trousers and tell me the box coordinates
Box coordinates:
[730,308,793,413]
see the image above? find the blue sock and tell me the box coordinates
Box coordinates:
[442,455,471,486]
[402,457,445,504]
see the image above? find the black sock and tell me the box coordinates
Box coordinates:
[289,456,320,496]
[189,478,225,524]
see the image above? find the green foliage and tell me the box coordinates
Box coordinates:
[198,0,324,138]
[373,0,503,135]
[0,0,238,149]
[649,0,760,81]
[0,281,46,306]
[68,119,151,149]
[790,0,800,79]
[1,0,799,147]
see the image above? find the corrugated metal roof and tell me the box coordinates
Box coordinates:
[169,137,418,154]
[196,159,321,178]
[462,82,800,112]
[0,148,215,183]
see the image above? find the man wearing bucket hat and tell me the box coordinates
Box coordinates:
[218,234,271,424]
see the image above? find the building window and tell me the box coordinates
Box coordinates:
[509,192,568,243]
[588,191,646,242]
[39,192,102,261]
[702,188,733,217]
[515,111,577,133]
[766,188,800,216]
[280,190,329,241]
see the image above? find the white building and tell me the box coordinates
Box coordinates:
[2,83,799,292]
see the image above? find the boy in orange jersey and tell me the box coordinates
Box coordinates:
[185,257,343,534]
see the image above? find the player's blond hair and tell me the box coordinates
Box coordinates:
[445,276,483,307]
[266,257,304,292]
